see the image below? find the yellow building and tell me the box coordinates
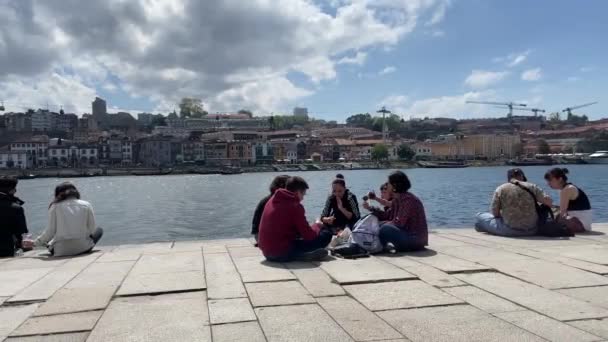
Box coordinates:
[428,134,521,159]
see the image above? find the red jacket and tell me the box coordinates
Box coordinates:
[258,189,319,257]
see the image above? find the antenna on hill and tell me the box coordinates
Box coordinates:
[377,106,391,143]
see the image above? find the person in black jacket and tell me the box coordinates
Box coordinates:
[320,178,360,231]
[251,175,289,243]
[0,176,29,257]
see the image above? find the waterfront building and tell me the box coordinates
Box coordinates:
[227,141,255,166]
[9,137,49,168]
[254,142,274,165]
[31,109,55,132]
[271,141,298,163]
[204,141,228,166]
[0,149,31,169]
[56,113,78,133]
[137,136,173,167]
[180,140,205,163]
[4,112,32,132]
[48,144,98,167]
[426,134,521,160]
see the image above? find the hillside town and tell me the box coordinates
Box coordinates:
[1,97,607,172]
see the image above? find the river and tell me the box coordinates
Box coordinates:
[14,165,608,245]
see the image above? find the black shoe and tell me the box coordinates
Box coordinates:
[296,248,329,262]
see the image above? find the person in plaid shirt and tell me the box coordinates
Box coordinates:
[364,171,428,251]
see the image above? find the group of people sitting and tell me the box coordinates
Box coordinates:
[0,177,103,258]
[476,167,593,236]
[251,171,429,262]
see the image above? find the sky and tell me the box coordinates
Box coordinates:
[1,0,607,122]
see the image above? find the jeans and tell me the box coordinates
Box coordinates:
[475,213,536,237]
[266,229,333,262]
[378,224,424,252]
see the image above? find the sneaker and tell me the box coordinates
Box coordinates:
[296,248,329,262]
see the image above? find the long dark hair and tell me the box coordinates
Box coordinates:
[388,171,411,193]
[544,167,569,183]
[50,182,80,208]
[269,175,289,194]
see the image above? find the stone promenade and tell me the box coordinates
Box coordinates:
[3,225,608,341]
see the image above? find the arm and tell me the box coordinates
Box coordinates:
[35,205,58,246]
[12,206,28,248]
[490,190,501,217]
[370,203,391,221]
[87,204,97,236]
[560,186,577,216]
[294,204,318,241]
[373,197,392,208]
[531,184,553,207]
[251,197,268,234]
[347,194,360,223]
[320,196,332,219]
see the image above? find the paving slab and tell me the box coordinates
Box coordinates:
[228,246,264,258]
[344,280,463,311]
[317,296,403,341]
[0,296,8,305]
[495,310,602,342]
[570,319,608,339]
[427,234,471,247]
[384,259,465,287]
[8,255,99,303]
[537,245,608,265]
[378,305,546,342]
[232,256,295,283]
[246,281,315,307]
[501,246,608,275]
[208,298,256,325]
[202,244,228,253]
[0,268,53,297]
[204,252,247,299]
[558,286,608,309]
[404,251,492,273]
[456,272,608,321]
[256,304,353,342]
[0,304,39,341]
[63,261,134,289]
[87,292,211,342]
[4,332,89,342]
[0,258,67,271]
[320,257,415,285]
[129,251,203,275]
[435,245,533,265]
[170,240,205,252]
[211,322,266,342]
[116,270,205,296]
[286,262,345,297]
[110,242,173,254]
[10,311,101,337]
[35,286,116,316]
[442,286,522,314]
[203,238,252,247]
[487,258,608,289]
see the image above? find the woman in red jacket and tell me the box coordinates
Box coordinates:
[364,171,428,252]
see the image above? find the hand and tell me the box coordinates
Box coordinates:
[322,216,336,225]
[336,197,344,209]
[21,240,34,249]
[363,201,371,210]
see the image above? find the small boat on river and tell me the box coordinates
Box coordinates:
[587,151,608,164]
[507,158,553,166]
[417,161,469,168]
[131,169,173,176]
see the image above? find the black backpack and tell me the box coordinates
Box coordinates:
[513,182,574,237]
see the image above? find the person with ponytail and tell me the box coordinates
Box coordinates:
[27,182,103,256]
[545,168,593,231]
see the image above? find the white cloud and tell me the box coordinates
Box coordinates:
[431,30,445,37]
[379,66,397,76]
[580,66,595,73]
[464,70,509,89]
[337,52,368,66]
[521,68,542,81]
[493,50,531,67]
[405,90,498,118]
[0,0,452,113]
[567,76,581,82]
[378,94,409,113]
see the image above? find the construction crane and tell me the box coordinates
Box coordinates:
[562,102,597,119]
[466,101,527,117]
[515,107,546,117]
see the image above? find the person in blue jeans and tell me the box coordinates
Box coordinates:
[475,168,552,237]
[364,171,428,252]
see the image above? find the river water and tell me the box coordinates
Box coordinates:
[15,165,608,245]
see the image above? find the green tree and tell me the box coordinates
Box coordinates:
[372,114,402,132]
[371,144,389,161]
[179,98,207,118]
[150,115,167,127]
[238,109,253,118]
[548,112,561,122]
[397,144,416,161]
[346,113,374,128]
[537,139,551,154]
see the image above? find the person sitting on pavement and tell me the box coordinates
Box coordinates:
[363,171,428,252]
[251,175,289,245]
[0,176,29,257]
[545,167,592,232]
[23,182,103,257]
[258,176,332,262]
[366,182,393,210]
[475,168,553,237]
[320,178,360,232]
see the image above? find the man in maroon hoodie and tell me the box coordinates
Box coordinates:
[258,176,332,262]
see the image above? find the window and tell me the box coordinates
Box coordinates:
[90,149,95,154]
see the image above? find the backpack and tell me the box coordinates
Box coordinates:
[348,214,383,253]
[513,182,574,238]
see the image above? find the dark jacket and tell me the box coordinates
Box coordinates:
[0,192,28,257]
[258,189,319,258]
[320,189,361,229]
[251,194,272,235]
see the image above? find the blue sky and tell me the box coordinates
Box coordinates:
[1,0,606,121]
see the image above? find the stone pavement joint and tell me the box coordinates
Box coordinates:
[0,227,607,341]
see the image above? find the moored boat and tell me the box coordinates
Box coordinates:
[131,168,173,176]
[587,151,608,164]
[417,161,469,168]
[506,158,553,166]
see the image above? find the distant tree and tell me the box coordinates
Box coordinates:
[238,109,253,118]
[167,111,179,120]
[548,112,561,122]
[397,144,416,161]
[371,144,389,161]
[346,113,373,128]
[416,132,429,141]
[327,120,338,128]
[179,98,207,118]
[537,139,551,154]
[150,115,167,127]
[268,116,275,130]
[372,114,401,132]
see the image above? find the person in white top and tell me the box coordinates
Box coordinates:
[25,182,103,257]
